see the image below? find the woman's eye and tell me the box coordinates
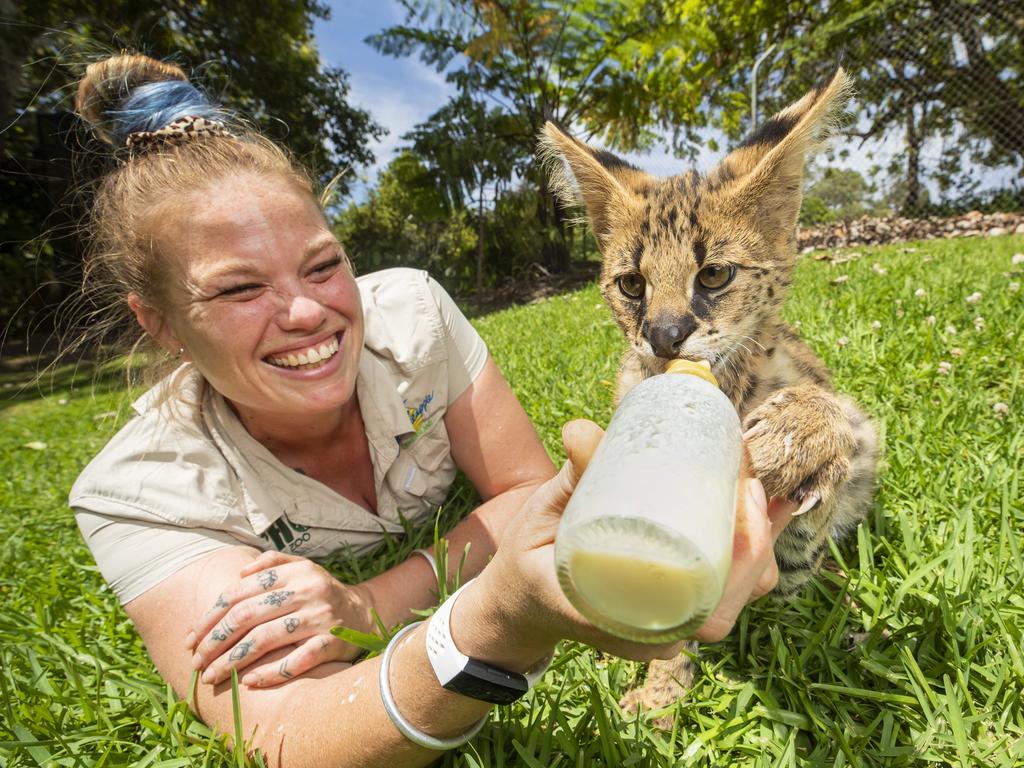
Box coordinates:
[219,283,261,298]
[697,265,736,290]
[310,257,342,278]
[617,273,645,299]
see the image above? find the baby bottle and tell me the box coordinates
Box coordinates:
[554,359,742,642]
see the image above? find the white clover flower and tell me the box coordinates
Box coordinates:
[914,288,927,298]
[966,291,983,304]
[896,308,905,318]
[794,320,802,329]
[1010,282,1020,293]
[873,263,887,275]
[937,361,952,375]
[993,402,1009,418]
[945,324,957,334]
[831,275,849,285]
[974,316,985,332]
[871,320,882,330]
[1008,330,1016,339]
[950,347,962,358]
[1012,253,1024,265]
[836,336,849,347]
[926,315,937,326]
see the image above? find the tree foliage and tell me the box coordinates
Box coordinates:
[369,0,763,270]
[726,0,1023,214]
[0,0,382,335]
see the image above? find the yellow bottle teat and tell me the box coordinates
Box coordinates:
[665,358,719,388]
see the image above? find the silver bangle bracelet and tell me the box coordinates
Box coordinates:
[411,548,438,580]
[378,620,488,751]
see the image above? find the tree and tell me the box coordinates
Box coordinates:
[335,152,478,288]
[719,0,1023,214]
[370,0,758,272]
[1,0,383,335]
[801,166,879,225]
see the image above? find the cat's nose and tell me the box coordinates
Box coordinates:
[645,314,697,358]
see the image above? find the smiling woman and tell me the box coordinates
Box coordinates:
[66,52,789,768]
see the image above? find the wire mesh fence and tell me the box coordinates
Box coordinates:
[751,0,1022,221]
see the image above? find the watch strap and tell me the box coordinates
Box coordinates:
[425,579,552,704]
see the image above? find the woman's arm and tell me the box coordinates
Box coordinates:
[125,545,499,768]
[359,354,555,629]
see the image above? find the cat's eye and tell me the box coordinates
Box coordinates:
[617,273,645,299]
[697,264,736,290]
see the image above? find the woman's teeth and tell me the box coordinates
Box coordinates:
[268,336,339,368]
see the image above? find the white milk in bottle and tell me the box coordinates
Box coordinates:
[554,359,742,642]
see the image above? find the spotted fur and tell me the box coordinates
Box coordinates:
[540,68,880,719]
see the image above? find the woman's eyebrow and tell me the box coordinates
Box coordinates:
[303,236,340,259]
[196,262,263,285]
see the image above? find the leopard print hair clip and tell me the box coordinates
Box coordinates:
[124,115,232,153]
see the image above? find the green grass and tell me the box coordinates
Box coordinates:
[2,235,1023,766]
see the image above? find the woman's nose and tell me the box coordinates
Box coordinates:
[281,293,327,330]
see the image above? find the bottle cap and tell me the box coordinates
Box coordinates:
[665,358,719,387]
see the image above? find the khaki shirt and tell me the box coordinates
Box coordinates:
[71,269,488,604]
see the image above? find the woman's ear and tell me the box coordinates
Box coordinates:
[127,293,183,356]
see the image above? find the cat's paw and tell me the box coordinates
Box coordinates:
[618,654,695,730]
[742,384,856,515]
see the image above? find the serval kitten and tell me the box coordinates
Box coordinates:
[540,68,880,717]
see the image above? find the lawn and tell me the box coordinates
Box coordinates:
[2,234,1022,767]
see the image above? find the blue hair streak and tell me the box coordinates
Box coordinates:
[107,80,224,146]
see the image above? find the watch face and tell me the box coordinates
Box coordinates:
[443,659,530,705]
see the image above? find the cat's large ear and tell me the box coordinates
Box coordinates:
[538,123,651,249]
[716,68,853,242]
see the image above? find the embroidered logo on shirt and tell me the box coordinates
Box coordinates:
[401,392,435,447]
[262,515,311,553]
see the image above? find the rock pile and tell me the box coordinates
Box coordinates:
[798,210,1024,252]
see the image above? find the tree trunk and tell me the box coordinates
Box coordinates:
[903,107,922,215]
[476,180,485,297]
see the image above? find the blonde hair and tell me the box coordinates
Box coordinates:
[70,53,319,391]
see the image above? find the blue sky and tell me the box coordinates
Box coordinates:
[313,2,1016,204]
[314,2,455,199]
[313,1,707,201]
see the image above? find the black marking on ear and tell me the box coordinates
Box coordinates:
[738,113,799,150]
[767,286,775,298]
[693,239,707,267]
[587,146,641,173]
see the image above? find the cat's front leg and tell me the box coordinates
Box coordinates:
[743,383,863,592]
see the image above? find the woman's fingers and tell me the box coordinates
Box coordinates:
[767,496,799,541]
[198,605,313,685]
[238,635,352,688]
[239,550,302,578]
[187,565,290,651]
[191,588,299,673]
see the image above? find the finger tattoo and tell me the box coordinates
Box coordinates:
[212,622,233,642]
[257,569,279,590]
[214,594,229,609]
[261,590,295,607]
[229,641,254,661]
[284,617,300,633]
[279,659,294,679]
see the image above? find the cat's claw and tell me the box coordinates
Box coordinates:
[743,421,768,440]
[794,491,822,516]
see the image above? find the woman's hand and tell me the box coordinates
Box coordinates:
[462,419,793,665]
[185,551,374,687]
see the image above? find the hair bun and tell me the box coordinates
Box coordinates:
[76,54,190,144]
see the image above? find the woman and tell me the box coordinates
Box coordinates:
[69,54,793,767]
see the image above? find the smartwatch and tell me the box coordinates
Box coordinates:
[425,579,552,705]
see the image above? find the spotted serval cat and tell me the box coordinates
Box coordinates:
[539,68,880,717]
